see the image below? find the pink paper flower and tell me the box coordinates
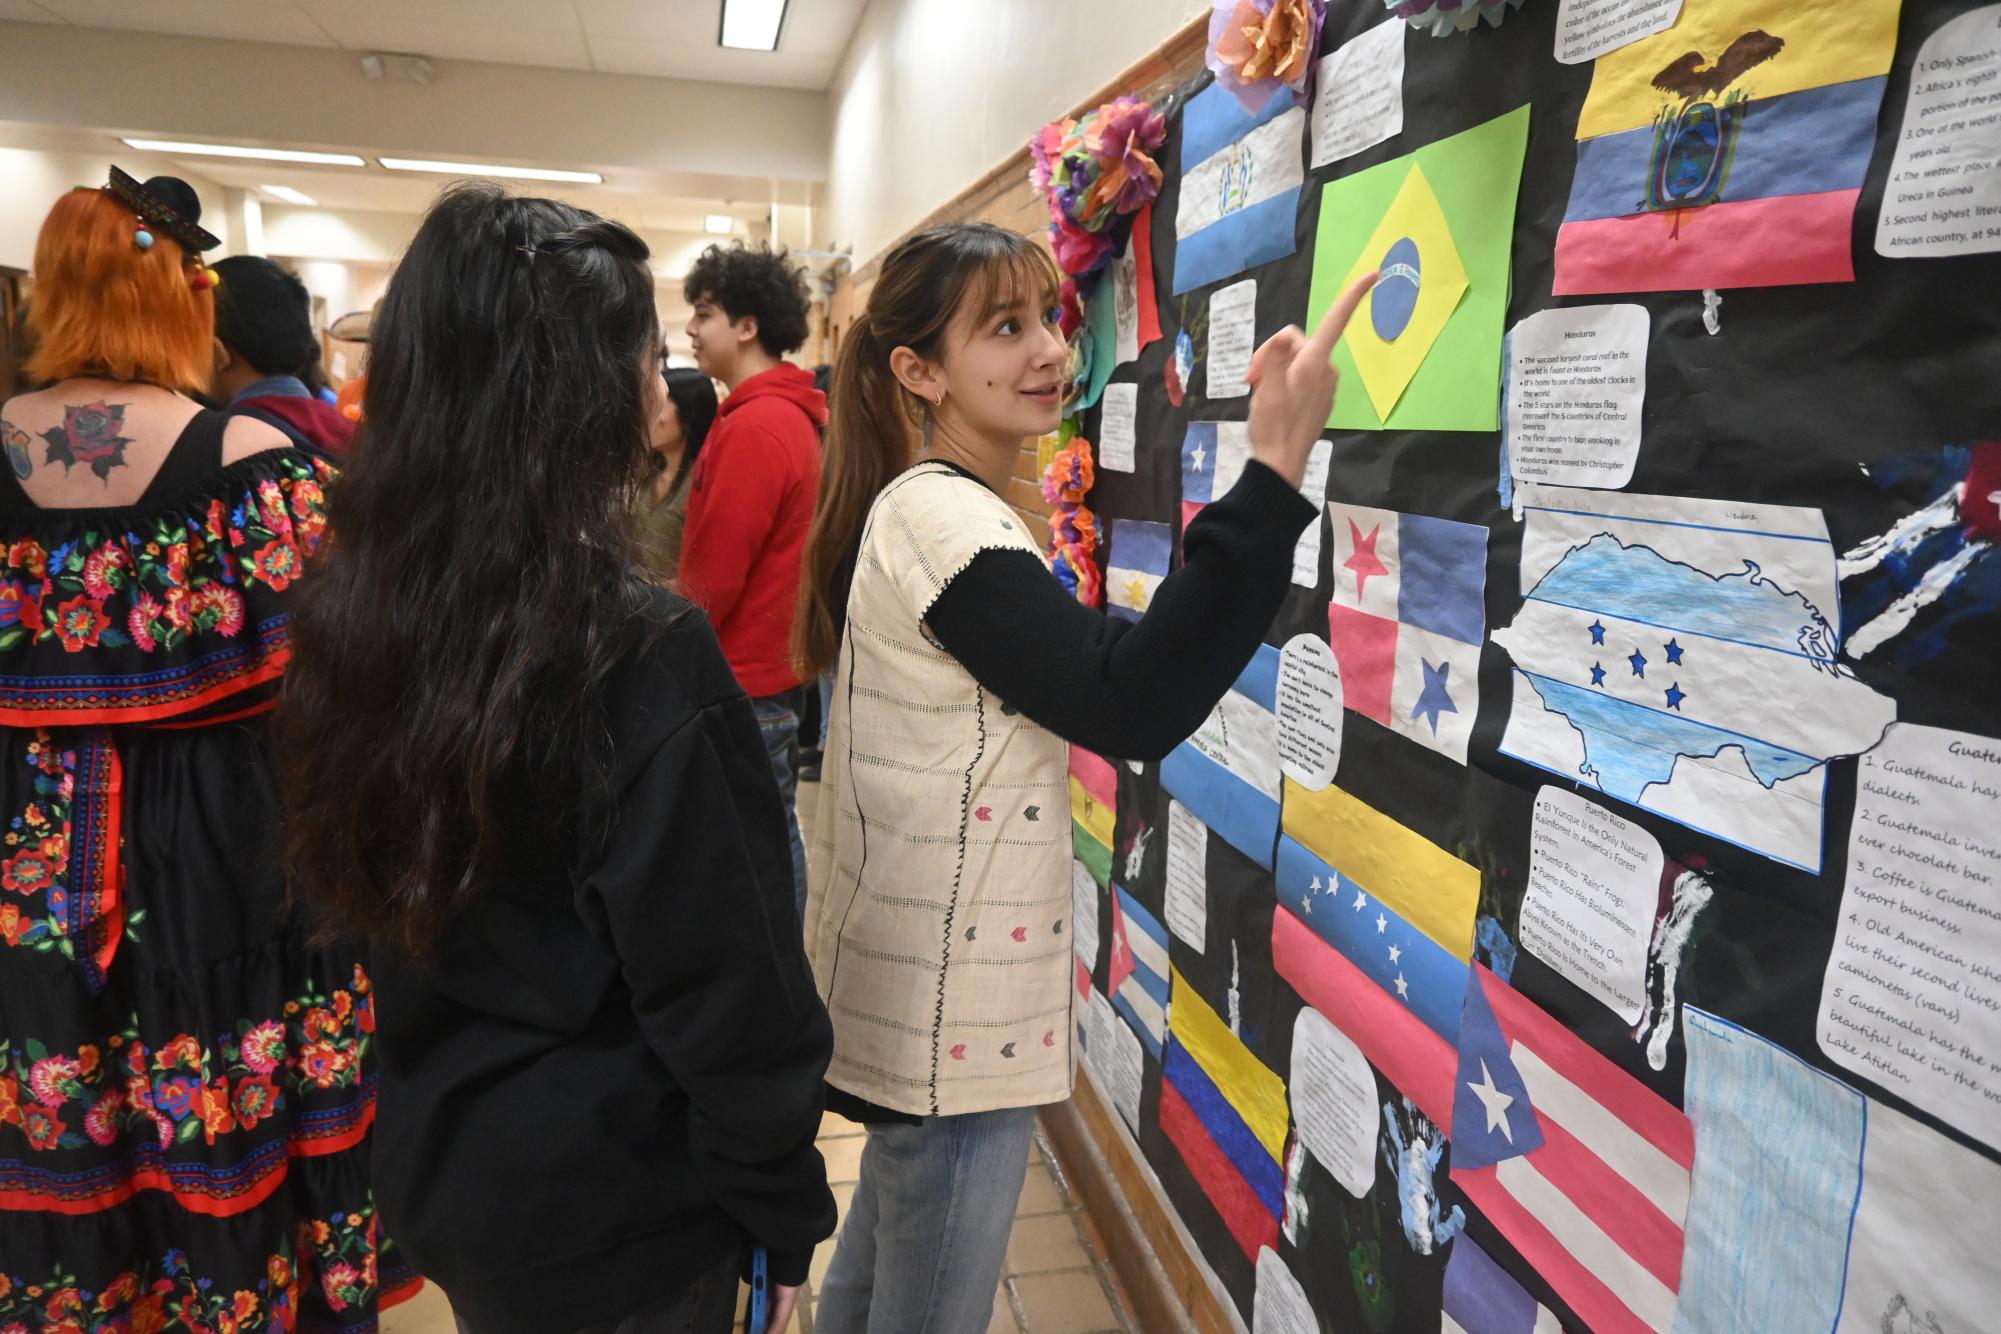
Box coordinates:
[1207,0,1326,113]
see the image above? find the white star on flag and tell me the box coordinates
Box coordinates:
[1353,889,1368,911]
[1394,972,1409,1000]
[1388,944,1402,964]
[1375,912,1387,934]
[1191,444,1207,472]
[1467,1059,1516,1142]
[1300,895,1312,915]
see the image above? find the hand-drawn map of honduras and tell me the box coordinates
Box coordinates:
[1492,484,1896,871]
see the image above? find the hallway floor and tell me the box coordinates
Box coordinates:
[378,1111,1134,1334]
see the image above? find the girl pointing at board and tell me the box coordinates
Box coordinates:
[795,220,1376,1333]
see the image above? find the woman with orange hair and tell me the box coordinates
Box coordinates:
[0,172,415,1331]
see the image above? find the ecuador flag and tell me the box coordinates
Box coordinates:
[1554,0,1901,293]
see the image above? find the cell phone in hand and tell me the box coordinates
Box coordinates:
[748,1246,769,1332]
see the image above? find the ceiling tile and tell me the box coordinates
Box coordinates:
[35,0,338,44]
[583,33,831,87]
[309,16,592,69]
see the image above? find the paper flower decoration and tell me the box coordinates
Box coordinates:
[1052,541,1104,608]
[1057,275,1085,340]
[1041,437,1103,607]
[1041,438,1097,508]
[1385,0,1523,37]
[1030,96,1166,278]
[1207,0,1326,113]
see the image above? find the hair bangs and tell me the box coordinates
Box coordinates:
[961,235,1063,331]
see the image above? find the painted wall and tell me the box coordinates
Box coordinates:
[0,146,234,271]
[821,0,1209,265]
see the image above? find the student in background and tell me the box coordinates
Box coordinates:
[0,170,411,1332]
[639,364,718,585]
[678,242,825,917]
[793,220,1375,1333]
[278,185,834,1334]
[210,254,356,462]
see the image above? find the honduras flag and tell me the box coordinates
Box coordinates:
[1173,82,1306,294]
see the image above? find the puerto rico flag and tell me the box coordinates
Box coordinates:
[1450,964,1693,1334]
[1107,519,1172,623]
[1173,82,1306,294]
[1326,502,1488,764]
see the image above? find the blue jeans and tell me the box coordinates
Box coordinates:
[751,689,808,920]
[814,1106,1039,1334]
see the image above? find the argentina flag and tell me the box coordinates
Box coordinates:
[1173,82,1305,294]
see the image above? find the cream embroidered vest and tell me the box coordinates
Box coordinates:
[805,462,1074,1117]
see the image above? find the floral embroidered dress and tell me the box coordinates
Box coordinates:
[0,412,416,1333]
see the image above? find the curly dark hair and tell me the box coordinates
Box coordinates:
[683,242,812,358]
[277,183,666,953]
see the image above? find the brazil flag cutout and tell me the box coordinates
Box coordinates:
[1308,106,1529,432]
[1343,165,1469,422]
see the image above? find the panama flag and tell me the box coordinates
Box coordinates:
[1107,884,1169,1056]
[1450,964,1694,1334]
[1160,968,1289,1260]
[1326,502,1488,764]
[1173,82,1306,294]
[1443,1236,1563,1334]
[1554,0,1898,293]
[1106,518,1172,623]
[1180,421,1252,532]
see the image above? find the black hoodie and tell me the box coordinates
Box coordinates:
[367,590,835,1334]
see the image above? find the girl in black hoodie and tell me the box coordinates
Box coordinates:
[277,184,834,1334]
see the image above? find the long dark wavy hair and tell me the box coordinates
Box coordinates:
[278,183,664,952]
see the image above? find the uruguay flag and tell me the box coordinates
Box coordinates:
[1180,421,1252,533]
[1172,82,1306,294]
[1107,885,1168,1056]
[1106,518,1171,623]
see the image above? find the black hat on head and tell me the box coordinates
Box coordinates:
[104,165,221,253]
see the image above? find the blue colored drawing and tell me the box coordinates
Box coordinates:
[1381,1097,1465,1256]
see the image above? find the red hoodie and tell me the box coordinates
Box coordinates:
[677,363,827,697]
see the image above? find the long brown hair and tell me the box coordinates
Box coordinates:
[792,223,1059,676]
[277,184,662,953]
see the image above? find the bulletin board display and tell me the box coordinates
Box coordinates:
[1065,2,2001,1331]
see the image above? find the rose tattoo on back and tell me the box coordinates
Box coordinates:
[42,400,135,481]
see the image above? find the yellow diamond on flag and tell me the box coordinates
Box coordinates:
[1341,164,1470,423]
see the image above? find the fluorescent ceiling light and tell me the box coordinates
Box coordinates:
[704,214,735,234]
[260,184,318,206]
[122,139,365,166]
[377,157,603,184]
[720,0,788,51]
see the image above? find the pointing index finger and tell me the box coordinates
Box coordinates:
[1305,270,1380,362]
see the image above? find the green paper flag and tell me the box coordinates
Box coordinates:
[1308,105,1530,433]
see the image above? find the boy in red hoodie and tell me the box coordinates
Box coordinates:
[680,242,825,917]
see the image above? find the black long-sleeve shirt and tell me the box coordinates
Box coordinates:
[926,458,1316,760]
[368,590,835,1331]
